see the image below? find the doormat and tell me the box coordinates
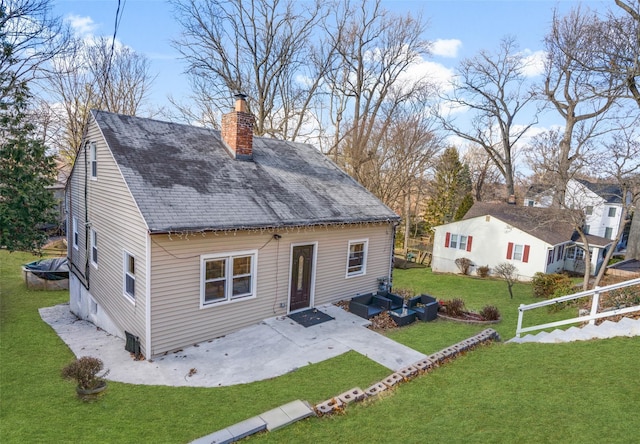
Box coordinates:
[288,308,335,328]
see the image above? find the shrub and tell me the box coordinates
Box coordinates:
[477,265,490,278]
[455,257,473,275]
[479,305,501,321]
[446,298,466,317]
[61,356,109,390]
[393,287,414,301]
[531,272,573,299]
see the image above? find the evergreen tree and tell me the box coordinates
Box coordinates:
[454,192,474,220]
[0,67,57,253]
[424,147,472,228]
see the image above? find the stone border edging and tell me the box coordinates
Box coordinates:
[437,313,502,325]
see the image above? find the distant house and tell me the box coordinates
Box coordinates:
[65,96,399,358]
[43,159,71,234]
[432,202,613,281]
[524,179,628,240]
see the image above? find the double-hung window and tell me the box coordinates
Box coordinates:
[444,232,473,252]
[608,207,616,217]
[124,251,135,300]
[201,251,256,306]
[506,242,529,263]
[72,217,79,250]
[89,142,97,179]
[347,240,368,277]
[90,229,98,266]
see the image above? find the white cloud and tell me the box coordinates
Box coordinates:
[399,57,456,92]
[66,14,97,37]
[520,49,546,77]
[431,39,462,58]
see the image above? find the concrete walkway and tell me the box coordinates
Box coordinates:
[40,303,426,387]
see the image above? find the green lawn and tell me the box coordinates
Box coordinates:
[1,251,638,443]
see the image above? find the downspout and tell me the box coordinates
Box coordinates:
[84,142,90,291]
[145,231,152,358]
[389,221,400,291]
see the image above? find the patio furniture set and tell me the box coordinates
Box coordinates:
[348,291,439,326]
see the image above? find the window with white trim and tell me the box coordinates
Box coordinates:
[585,206,593,215]
[604,227,613,239]
[90,229,98,266]
[566,246,586,261]
[72,217,79,249]
[89,142,97,179]
[201,251,256,305]
[347,240,368,276]
[506,242,529,263]
[608,207,616,217]
[513,244,524,261]
[124,251,135,300]
[445,232,473,252]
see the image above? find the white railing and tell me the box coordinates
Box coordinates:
[515,277,640,338]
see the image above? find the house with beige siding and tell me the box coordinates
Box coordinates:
[66,96,400,358]
[431,202,612,281]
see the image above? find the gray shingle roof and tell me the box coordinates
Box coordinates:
[574,179,623,204]
[462,202,578,245]
[92,110,399,233]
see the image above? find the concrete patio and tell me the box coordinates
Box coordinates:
[40,303,426,387]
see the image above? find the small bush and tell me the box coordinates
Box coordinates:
[455,257,473,275]
[477,265,490,278]
[531,272,573,299]
[479,305,501,321]
[445,298,466,317]
[393,287,414,301]
[61,356,109,390]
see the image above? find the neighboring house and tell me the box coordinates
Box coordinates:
[432,202,612,281]
[66,96,400,358]
[44,159,71,233]
[524,179,628,240]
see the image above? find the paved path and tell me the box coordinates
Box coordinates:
[41,303,426,387]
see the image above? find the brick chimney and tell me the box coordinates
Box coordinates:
[221,93,255,160]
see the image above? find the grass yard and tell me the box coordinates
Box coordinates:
[1,250,639,443]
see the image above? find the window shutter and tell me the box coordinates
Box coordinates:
[466,236,473,252]
[523,245,530,263]
[506,242,514,259]
[445,232,450,248]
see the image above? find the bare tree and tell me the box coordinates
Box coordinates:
[171,0,327,139]
[357,104,441,210]
[0,0,71,100]
[542,6,630,208]
[592,127,640,287]
[494,262,518,299]
[323,0,432,185]
[463,144,502,202]
[437,36,538,199]
[46,37,153,163]
[613,0,640,107]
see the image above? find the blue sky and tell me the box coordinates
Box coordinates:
[53,0,613,113]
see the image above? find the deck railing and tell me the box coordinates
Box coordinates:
[515,277,640,338]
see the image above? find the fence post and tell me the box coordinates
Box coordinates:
[516,305,525,338]
[589,286,600,325]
